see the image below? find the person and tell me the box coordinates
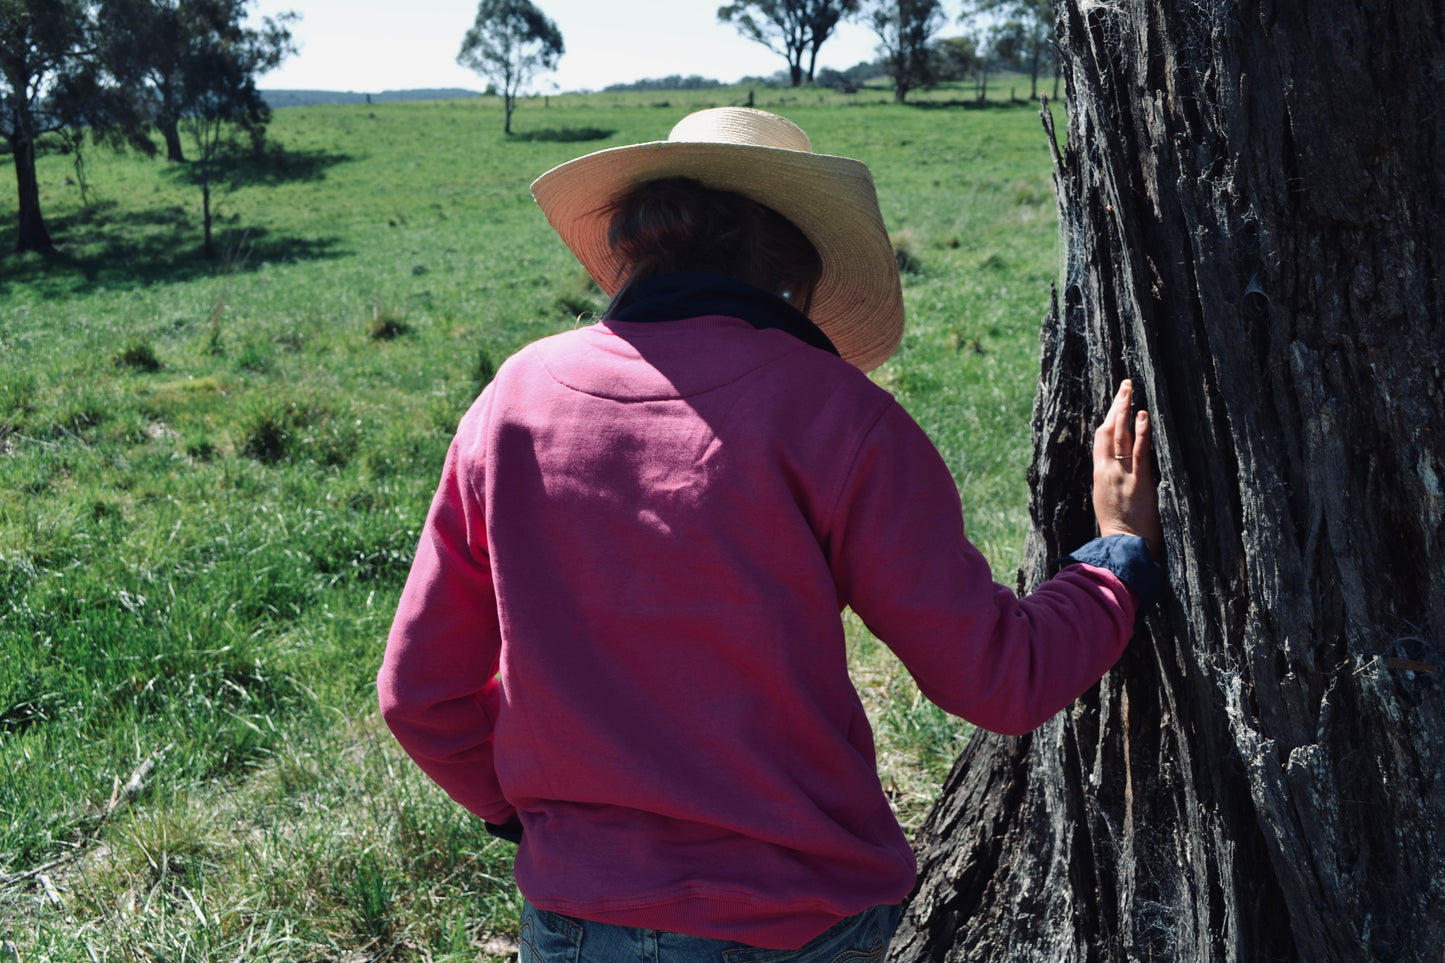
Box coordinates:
[378,107,1163,963]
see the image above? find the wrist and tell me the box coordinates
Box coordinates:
[1065,534,1166,604]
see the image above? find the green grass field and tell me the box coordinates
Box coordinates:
[0,80,1061,960]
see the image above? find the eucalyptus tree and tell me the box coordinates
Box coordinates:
[457,0,564,136]
[174,8,295,260]
[0,0,292,256]
[0,0,96,252]
[98,0,295,165]
[890,0,1445,959]
[866,0,945,103]
[92,0,295,257]
[716,0,860,87]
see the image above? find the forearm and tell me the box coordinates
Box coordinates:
[378,431,513,823]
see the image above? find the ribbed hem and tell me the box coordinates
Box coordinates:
[527,890,854,951]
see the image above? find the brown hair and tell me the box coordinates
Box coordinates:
[602,177,823,317]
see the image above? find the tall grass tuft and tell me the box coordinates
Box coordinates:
[114,343,163,372]
[891,228,925,275]
[238,395,359,467]
[342,849,399,940]
[368,301,411,341]
[554,267,606,321]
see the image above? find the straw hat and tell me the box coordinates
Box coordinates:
[530,107,903,372]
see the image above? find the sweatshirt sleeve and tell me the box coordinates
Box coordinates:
[377,417,516,825]
[827,401,1140,736]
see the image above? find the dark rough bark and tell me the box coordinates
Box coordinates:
[161,117,185,162]
[201,173,213,260]
[892,1,1444,961]
[10,135,52,252]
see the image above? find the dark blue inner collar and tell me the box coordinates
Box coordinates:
[609,271,838,358]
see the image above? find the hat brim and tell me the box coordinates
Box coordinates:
[531,140,903,372]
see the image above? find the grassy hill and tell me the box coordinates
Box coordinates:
[0,82,1061,960]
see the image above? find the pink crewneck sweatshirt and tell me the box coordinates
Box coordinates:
[378,315,1137,949]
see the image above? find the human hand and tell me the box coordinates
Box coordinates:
[1092,380,1163,560]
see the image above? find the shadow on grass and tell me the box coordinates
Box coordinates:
[0,146,355,298]
[164,146,354,190]
[1,212,347,300]
[509,126,616,143]
[905,98,1040,110]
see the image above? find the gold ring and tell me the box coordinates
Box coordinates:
[1114,455,1127,461]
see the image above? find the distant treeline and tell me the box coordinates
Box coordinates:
[257,64,895,110]
[261,88,485,109]
[603,61,887,95]
[603,75,727,93]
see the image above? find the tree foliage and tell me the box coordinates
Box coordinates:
[866,0,946,103]
[99,0,296,164]
[717,0,861,87]
[928,35,978,83]
[457,0,564,136]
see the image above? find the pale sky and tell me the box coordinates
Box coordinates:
[248,0,894,94]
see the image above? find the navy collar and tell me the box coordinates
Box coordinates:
[608,271,839,358]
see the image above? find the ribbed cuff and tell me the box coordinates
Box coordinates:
[1062,534,1165,605]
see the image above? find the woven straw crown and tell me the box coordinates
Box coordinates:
[530,108,904,372]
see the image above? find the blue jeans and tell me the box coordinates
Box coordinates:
[518,901,902,963]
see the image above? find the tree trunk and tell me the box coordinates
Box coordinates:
[891,58,911,103]
[892,1,1444,961]
[162,118,186,163]
[202,171,214,260]
[10,136,53,253]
